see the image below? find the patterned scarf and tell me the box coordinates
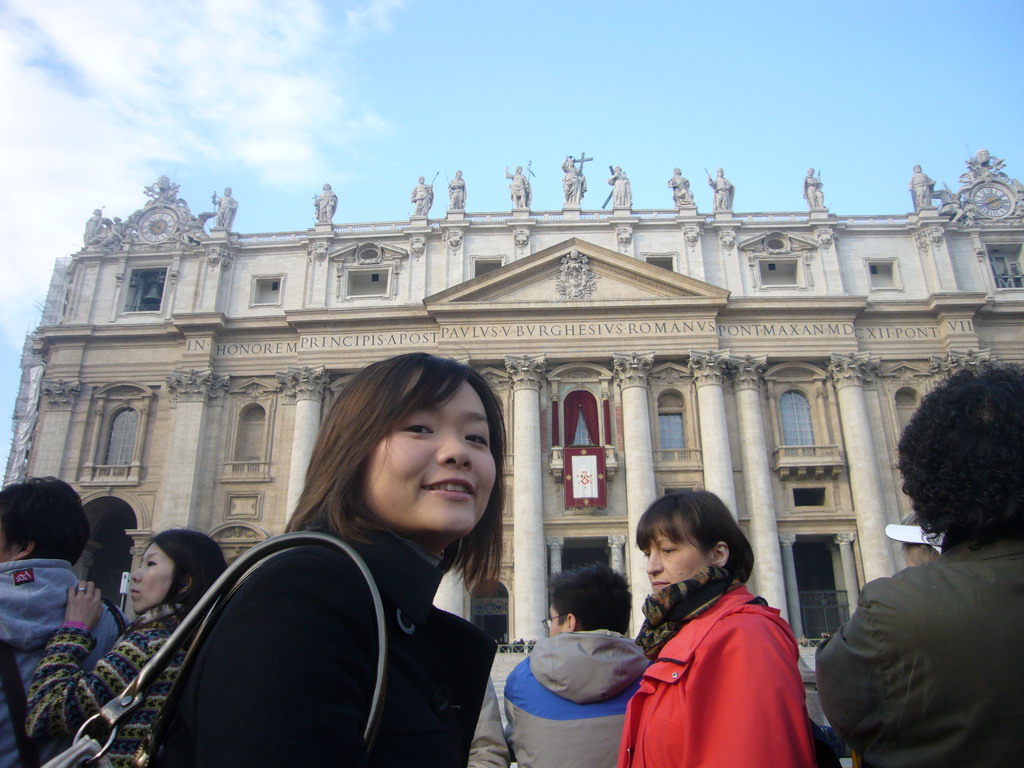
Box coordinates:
[635,566,738,660]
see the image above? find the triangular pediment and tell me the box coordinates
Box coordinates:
[425,238,729,307]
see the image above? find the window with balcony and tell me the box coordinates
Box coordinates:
[779,390,815,445]
[657,392,685,449]
[105,408,138,465]
[82,383,155,485]
[234,404,266,461]
[564,390,599,446]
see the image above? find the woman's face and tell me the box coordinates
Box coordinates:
[644,530,728,593]
[131,544,177,614]
[363,382,496,555]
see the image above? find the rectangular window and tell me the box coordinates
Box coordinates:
[759,260,798,286]
[868,262,894,288]
[124,268,167,312]
[252,276,283,306]
[793,487,826,507]
[658,412,685,449]
[347,269,390,297]
[474,259,502,278]
[646,256,674,271]
[989,245,1024,289]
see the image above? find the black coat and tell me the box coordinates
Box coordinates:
[157,533,496,767]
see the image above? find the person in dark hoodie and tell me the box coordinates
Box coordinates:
[504,563,647,768]
[0,477,121,768]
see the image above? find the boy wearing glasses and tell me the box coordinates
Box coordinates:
[503,563,647,768]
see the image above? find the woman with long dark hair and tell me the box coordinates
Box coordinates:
[25,529,227,767]
[157,353,506,767]
[618,490,814,768]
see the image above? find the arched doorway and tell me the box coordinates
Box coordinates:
[471,581,509,644]
[82,497,137,607]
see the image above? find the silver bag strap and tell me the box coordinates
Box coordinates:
[75,531,388,763]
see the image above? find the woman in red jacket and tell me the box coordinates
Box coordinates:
[618,491,815,768]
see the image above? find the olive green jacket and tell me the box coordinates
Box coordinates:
[816,538,1024,767]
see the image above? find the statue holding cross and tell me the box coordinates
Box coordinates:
[562,153,590,205]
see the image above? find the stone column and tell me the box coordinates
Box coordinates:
[730,356,788,617]
[779,534,803,637]
[608,535,626,576]
[34,380,82,476]
[505,354,547,641]
[161,369,228,529]
[828,353,896,582]
[547,536,564,577]
[835,533,860,611]
[688,350,737,512]
[277,367,329,518]
[612,351,658,633]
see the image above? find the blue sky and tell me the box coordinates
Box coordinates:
[2,0,1023,473]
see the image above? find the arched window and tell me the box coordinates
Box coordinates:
[779,391,814,445]
[563,390,599,446]
[105,408,138,465]
[657,392,685,449]
[234,404,266,461]
[894,388,919,433]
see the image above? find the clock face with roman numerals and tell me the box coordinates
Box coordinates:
[138,208,178,243]
[972,184,1013,218]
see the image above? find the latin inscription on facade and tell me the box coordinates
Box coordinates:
[193,318,973,357]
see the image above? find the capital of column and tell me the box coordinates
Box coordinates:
[828,352,878,390]
[778,534,798,547]
[729,354,767,391]
[612,351,655,389]
[166,368,229,403]
[42,379,82,410]
[276,366,329,402]
[505,354,547,391]
[608,535,627,548]
[546,536,564,548]
[688,349,731,387]
[929,348,993,378]
[835,532,856,546]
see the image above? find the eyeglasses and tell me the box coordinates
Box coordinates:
[541,614,568,631]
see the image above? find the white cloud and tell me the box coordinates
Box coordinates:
[0,0,398,350]
[345,0,406,36]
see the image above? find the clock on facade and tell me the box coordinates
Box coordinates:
[138,208,179,243]
[971,184,1013,218]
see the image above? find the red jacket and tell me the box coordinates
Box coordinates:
[618,585,815,768]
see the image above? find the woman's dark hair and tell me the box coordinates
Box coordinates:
[635,490,754,583]
[287,353,506,586]
[145,529,227,624]
[897,364,1024,548]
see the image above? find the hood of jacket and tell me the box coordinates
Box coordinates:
[528,629,648,704]
[0,558,78,651]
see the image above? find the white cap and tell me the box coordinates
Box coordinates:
[885,524,941,551]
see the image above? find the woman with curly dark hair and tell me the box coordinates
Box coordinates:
[817,365,1024,768]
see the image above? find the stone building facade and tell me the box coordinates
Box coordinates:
[8,152,1024,638]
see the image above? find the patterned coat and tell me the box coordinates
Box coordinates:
[25,606,183,768]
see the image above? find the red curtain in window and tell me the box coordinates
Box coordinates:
[563,390,599,446]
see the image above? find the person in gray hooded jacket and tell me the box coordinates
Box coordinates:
[0,477,121,768]
[504,563,647,768]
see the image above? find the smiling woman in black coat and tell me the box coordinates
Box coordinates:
[158,353,506,767]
